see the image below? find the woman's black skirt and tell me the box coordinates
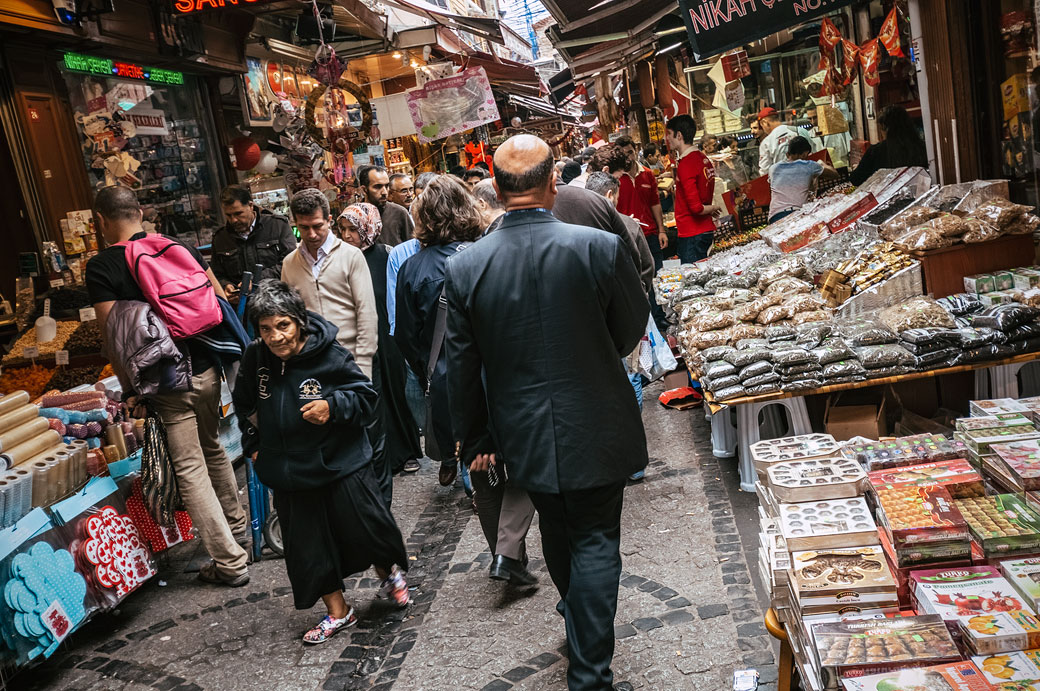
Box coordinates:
[272,463,409,609]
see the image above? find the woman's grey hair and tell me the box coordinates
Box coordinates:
[585,171,620,198]
[248,279,309,330]
[413,172,439,194]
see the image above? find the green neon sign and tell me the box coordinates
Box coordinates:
[63,52,185,86]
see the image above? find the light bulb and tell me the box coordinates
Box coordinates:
[392,52,402,59]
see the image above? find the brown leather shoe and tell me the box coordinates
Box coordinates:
[438,462,457,487]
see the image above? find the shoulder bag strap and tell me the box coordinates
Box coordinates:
[425,288,447,393]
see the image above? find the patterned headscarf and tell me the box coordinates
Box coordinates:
[338,203,382,250]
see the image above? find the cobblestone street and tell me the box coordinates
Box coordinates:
[13,385,776,691]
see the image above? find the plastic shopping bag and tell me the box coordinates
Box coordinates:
[641,316,678,381]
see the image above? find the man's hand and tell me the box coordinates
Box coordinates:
[125,395,146,418]
[470,452,496,473]
[658,231,669,249]
[301,400,331,425]
[225,284,238,295]
[703,204,724,218]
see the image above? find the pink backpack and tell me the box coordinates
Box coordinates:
[122,235,222,340]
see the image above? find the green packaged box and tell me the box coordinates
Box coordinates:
[954,494,1040,556]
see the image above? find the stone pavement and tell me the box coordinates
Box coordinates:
[11,383,776,691]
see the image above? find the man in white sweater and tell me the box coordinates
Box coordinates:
[280,189,378,379]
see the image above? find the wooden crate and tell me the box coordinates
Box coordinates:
[909,233,1036,298]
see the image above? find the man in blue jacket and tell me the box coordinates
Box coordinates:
[444,135,650,690]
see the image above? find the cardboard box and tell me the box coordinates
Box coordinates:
[662,369,688,390]
[972,647,1040,688]
[826,396,887,442]
[966,273,997,295]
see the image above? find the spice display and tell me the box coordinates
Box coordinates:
[0,366,56,401]
[64,321,102,357]
[2,322,80,364]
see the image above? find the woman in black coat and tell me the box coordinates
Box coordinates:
[233,280,410,645]
[337,203,423,481]
[393,177,483,490]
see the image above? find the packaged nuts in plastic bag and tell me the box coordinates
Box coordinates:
[961,217,1002,244]
[878,296,956,333]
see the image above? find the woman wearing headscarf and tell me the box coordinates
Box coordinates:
[233,280,410,645]
[337,204,423,483]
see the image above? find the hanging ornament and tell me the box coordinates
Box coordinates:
[303,76,372,154]
[254,151,278,175]
[231,136,261,171]
[840,39,860,86]
[879,7,905,58]
[859,38,881,87]
[818,18,843,71]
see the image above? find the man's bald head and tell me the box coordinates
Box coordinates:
[493,135,555,195]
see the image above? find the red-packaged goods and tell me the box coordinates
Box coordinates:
[859,39,882,87]
[819,17,844,70]
[868,460,985,499]
[880,7,906,58]
[876,485,970,548]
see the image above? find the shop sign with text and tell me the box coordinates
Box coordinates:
[63,53,184,85]
[677,0,858,59]
[174,0,280,14]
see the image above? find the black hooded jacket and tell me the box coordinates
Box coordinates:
[233,311,378,491]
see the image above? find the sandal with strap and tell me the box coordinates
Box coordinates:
[302,609,357,645]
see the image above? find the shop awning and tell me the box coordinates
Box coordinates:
[549,67,574,102]
[331,0,390,42]
[506,93,582,124]
[377,0,505,45]
[540,0,674,78]
[447,51,542,87]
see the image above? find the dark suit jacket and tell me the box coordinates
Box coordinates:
[444,209,650,494]
[554,184,655,294]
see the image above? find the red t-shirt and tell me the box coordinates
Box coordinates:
[674,150,716,238]
[617,169,660,235]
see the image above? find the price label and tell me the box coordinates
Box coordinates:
[79,307,96,322]
[55,350,69,366]
[49,278,64,288]
[22,346,39,359]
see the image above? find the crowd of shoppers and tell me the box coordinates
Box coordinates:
[86,129,726,687]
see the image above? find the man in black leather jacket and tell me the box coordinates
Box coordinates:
[211,185,297,298]
[444,135,649,691]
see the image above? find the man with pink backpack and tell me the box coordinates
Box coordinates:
[86,186,250,587]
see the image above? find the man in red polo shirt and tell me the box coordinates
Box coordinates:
[615,136,667,270]
[665,115,718,264]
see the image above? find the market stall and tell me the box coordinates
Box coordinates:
[752,399,1040,691]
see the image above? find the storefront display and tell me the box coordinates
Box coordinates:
[60,52,224,248]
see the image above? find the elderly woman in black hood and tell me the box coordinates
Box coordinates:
[233,280,410,645]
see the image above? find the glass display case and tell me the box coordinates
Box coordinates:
[60,65,224,248]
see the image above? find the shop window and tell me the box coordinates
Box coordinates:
[60,68,223,248]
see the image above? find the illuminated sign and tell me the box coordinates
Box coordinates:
[62,53,185,86]
[174,0,275,15]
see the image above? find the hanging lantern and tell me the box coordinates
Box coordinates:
[231,136,261,171]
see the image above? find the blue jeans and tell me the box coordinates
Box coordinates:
[645,232,664,273]
[628,370,644,410]
[768,209,797,224]
[676,232,713,264]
